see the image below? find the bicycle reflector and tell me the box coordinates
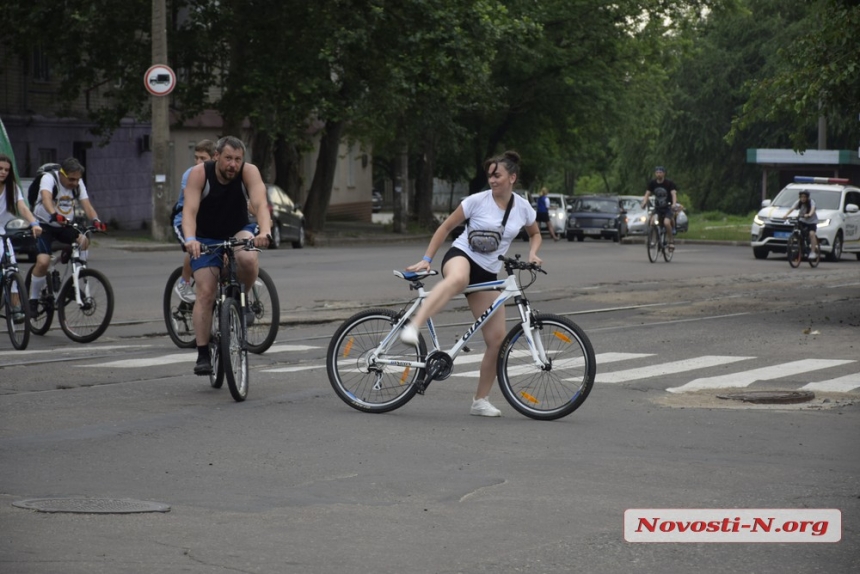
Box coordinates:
[794,176,850,184]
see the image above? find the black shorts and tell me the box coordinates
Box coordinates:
[655,207,673,221]
[441,247,497,291]
[35,224,80,255]
[536,211,550,223]
[799,221,817,233]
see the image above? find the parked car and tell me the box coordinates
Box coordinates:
[372,190,383,213]
[750,176,860,261]
[566,195,628,242]
[264,184,305,249]
[619,194,688,236]
[534,193,569,237]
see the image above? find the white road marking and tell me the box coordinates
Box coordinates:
[264,344,320,354]
[5,345,149,356]
[81,353,194,368]
[262,365,324,373]
[666,359,856,393]
[456,352,653,378]
[596,355,754,384]
[801,372,860,393]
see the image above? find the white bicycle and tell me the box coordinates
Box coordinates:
[326,255,596,420]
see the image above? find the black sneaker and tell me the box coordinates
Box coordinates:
[194,355,213,376]
[28,299,40,317]
[10,306,25,324]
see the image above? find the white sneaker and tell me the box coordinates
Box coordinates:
[470,397,501,417]
[175,279,196,303]
[400,323,419,345]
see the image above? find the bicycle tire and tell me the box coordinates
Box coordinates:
[497,313,596,421]
[24,265,54,335]
[4,272,30,350]
[221,297,249,402]
[808,242,820,268]
[246,267,280,354]
[647,226,659,263]
[326,308,426,414]
[787,232,802,268]
[163,266,196,349]
[663,236,674,262]
[57,268,114,343]
[209,304,224,389]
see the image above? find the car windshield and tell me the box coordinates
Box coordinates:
[771,188,842,210]
[576,199,617,213]
[619,199,641,212]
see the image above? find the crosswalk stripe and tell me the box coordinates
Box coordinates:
[596,355,754,384]
[7,345,149,356]
[456,352,652,378]
[801,373,860,393]
[265,344,320,354]
[262,365,325,373]
[666,359,856,394]
[82,353,193,368]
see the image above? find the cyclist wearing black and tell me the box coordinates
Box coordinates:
[182,136,271,376]
[641,166,678,251]
[784,190,819,253]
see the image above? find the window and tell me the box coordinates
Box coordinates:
[38,149,57,166]
[32,46,50,82]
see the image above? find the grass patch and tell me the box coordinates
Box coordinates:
[684,211,754,242]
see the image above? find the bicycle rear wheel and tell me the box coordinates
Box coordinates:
[4,272,30,350]
[57,268,114,343]
[497,313,596,421]
[647,227,659,263]
[163,266,196,348]
[221,297,249,402]
[24,266,54,335]
[808,242,820,268]
[787,232,802,268]
[326,309,425,413]
[209,304,224,389]
[246,267,279,354]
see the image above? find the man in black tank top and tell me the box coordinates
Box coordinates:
[182,136,272,375]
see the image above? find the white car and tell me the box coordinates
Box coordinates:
[750,177,860,261]
[532,193,568,236]
[619,195,688,235]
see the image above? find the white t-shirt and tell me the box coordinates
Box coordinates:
[33,173,90,225]
[452,189,536,273]
[0,185,26,228]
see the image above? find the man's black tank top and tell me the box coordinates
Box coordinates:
[196,161,249,239]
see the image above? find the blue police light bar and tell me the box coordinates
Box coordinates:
[794,176,850,184]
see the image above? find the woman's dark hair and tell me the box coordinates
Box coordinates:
[483,150,521,177]
[0,153,18,214]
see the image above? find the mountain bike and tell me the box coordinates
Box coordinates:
[163,265,279,353]
[198,237,264,402]
[646,207,674,263]
[25,222,114,343]
[786,218,820,268]
[326,255,596,421]
[1,220,32,350]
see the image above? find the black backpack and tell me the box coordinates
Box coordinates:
[27,163,80,208]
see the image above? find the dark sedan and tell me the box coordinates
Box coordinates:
[264,184,305,249]
[566,195,628,242]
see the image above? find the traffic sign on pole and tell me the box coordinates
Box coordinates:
[144,65,176,97]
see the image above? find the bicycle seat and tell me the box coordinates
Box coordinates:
[393,269,438,281]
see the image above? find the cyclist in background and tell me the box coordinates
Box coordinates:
[0,153,42,322]
[641,166,678,251]
[28,157,106,315]
[182,136,271,376]
[171,139,216,303]
[783,190,819,254]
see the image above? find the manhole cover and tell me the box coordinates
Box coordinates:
[716,390,815,404]
[12,498,170,514]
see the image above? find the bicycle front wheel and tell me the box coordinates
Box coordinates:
[4,272,30,350]
[246,267,280,354]
[24,266,54,335]
[326,309,426,414]
[58,268,114,343]
[497,313,596,421]
[663,237,674,262]
[221,297,249,402]
[647,227,659,263]
[209,304,224,389]
[808,242,820,268]
[163,266,196,349]
[787,232,802,268]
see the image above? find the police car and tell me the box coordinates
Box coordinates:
[750,177,860,261]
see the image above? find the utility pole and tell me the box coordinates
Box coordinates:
[150,0,172,241]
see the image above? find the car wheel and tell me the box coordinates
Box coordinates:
[752,246,769,260]
[292,224,305,249]
[269,225,281,249]
[826,232,843,262]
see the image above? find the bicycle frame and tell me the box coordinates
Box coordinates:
[368,271,550,374]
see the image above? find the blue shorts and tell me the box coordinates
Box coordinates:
[190,223,259,273]
[36,225,80,255]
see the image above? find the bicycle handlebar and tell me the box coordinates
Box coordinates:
[199,236,261,254]
[497,254,547,275]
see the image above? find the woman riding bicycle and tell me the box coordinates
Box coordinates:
[400,150,542,417]
[784,190,819,254]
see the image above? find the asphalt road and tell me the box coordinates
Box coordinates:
[1,237,858,573]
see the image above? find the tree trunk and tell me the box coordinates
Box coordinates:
[415,132,438,228]
[251,129,273,182]
[273,135,303,204]
[303,119,344,237]
[392,141,408,234]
